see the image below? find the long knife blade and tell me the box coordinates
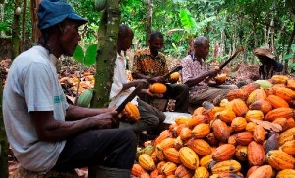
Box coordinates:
[219,47,244,70]
[115,84,143,113]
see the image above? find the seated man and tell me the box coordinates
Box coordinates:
[253,46,283,79]
[181,36,237,108]
[132,31,190,113]
[109,24,165,134]
[3,1,137,177]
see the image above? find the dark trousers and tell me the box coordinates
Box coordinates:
[164,83,189,113]
[119,99,165,133]
[139,83,189,113]
[53,129,137,171]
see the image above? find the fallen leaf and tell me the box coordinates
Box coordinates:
[250,119,282,132]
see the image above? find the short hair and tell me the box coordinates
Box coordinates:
[148,31,163,41]
[194,36,208,46]
[119,24,132,37]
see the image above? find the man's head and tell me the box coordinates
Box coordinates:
[117,24,134,52]
[148,31,164,55]
[194,36,209,60]
[253,46,275,64]
[37,0,87,57]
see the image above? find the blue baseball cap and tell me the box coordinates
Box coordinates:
[37,0,87,30]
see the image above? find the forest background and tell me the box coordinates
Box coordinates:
[0,0,295,176]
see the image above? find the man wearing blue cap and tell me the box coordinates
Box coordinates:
[3,0,137,177]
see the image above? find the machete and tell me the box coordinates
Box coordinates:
[219,47,244,70]
[115,83,143,113]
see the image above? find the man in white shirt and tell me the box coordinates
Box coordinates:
[109,24,165,133]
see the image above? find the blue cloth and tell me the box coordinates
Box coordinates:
[38,0,87,29]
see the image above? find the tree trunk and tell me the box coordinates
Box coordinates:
[146,0,153,43]
[21,0,27,52]
[0,68,9,177]
[11,0,23,59]
[30,0,41,43]
[91,0,121,108]
[286,22,295,74]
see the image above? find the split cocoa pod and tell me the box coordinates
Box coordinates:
[123,102,140,121]
[214,73,227,83]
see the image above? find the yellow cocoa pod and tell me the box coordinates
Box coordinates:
[211,160,241,174]
[179,147,199,169]
[138,154,155,171]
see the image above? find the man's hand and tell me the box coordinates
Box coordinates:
[207,69,219,78]
[146,89,164,98]
[130,79,148,87]
[91,111,118,129]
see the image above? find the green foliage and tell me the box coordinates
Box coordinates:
[73,44,97,66]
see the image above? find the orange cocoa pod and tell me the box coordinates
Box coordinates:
[231,98,249,117]
[163,148,181,164]
[156,161,166,171]
[179,127,192,141]
[276,169,295,178]
[270,75,289,84]
[231,117,247,132]
[235,132,253,146]
[279,127,295,146]
[154,130,173,146]
[272,85,295,102]
[253,125,266,144]
[246,166,259,178]
[211,119,230,142]
[215,109,236,123]
[241,82,260,96]
[248,141,266,166]
[245,122,257,133]
[192,123,210,138]
[266,150,295,170]
[172,123,186,137]
[212,144,236,162]
[150,169,159,178]
[285,79,295,90]
[266,95,289,108]
[131,163,147,177]
[272,117,288,132]
[265,108,295,122]
[186,114,207,129]
[228,134,238,146]
[286,117,295,130]
[160,161,177,176]
[187,139,212,156]
[279,140,295,155]
[226,88,248,101]
[175,116,191,125]
[248,165,273,178]
[217,172,243,178]
[156,138,175,151]
[192,107,206,117]
[249,100,272,114]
